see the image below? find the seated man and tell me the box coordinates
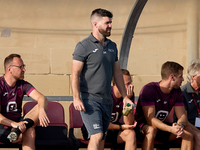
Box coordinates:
[82,69,137,150]
[0,54,49,150]
[135,61,193,150]
[181,59,200,150]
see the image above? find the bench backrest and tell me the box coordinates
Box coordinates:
[69,103,83,129]
[23,101,66,125]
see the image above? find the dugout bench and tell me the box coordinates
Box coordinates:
[0,101,73,150]
[69,102,181,150]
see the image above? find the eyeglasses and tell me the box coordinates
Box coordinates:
[10,64,26,70]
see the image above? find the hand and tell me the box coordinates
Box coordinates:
[73,99,86,112]
[11,121,28,133]
[122,121,137,130]
[176,129,184,138]
[175,123,184,138]
[171,123,184,138]
[123,96,134,109]
[39,108,50,127]
[132,120,137,128]
[127,84,134,99]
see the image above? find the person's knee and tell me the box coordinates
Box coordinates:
[182,130,193,141]
[143,125,157,140]
[90,132,103,142]
[193,130,200,142]
[124,129,136,140]
[126,130,137,144]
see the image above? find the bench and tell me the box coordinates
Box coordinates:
[23,101,73,150]
[0,101,73,150]
[0,142,22,150]
[69,102,181,150]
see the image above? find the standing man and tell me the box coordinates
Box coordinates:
[135,61,193,150]
[71,8,133,150]
[0,54,49,150]
[82,69,137,150]
[181,59,200,150]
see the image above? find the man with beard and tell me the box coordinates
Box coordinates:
[81,69,137,150]
[0,54,49,150]
[135,61,193,150]
[71,8,133,150]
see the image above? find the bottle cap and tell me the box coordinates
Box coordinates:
[126,103,131,107]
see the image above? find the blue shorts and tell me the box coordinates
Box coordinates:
[80,100,112,140]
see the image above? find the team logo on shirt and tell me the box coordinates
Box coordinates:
[156,99,161,103]
[188,99,193,103]
[6,101,18,112]
[108,49,114,52]
[111,112,119,122]
[93,49,98,53]
[17,89,22,95]
[3,92,8,96]
[155,110,169,121]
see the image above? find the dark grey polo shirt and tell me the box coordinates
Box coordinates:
[181,82,200,125]
[73,33,118,105]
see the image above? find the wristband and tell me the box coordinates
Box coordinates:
[119,124,122,131]
[179,122,185,128]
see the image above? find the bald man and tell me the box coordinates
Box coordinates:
[71,8,133,150]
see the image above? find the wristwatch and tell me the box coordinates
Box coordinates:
[119,124,122,131]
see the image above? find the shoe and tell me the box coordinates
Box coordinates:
[7,127,21,142]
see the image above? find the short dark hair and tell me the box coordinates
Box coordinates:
[113,69,131,85]
[161,61,184,79]
[91,8,113,19]
[4,54,21,71]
